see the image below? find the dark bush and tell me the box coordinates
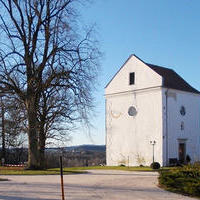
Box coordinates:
[186,155,191,164]
[159,165,200,197]
[150,162,160,169]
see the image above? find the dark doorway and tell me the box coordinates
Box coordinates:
[179,143,186,164]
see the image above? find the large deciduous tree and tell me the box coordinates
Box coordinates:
[0,0,100,169]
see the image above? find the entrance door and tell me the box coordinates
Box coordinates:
[179,143,186,164]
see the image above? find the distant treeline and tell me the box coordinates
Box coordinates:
[0,145,106,168]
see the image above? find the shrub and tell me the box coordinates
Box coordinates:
[150,162,160,169]
[186,155,191,164]
[159,164,200,197]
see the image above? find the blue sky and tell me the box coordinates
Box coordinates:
[69,0,200,146]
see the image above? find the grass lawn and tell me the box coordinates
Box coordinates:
[63,165,173,172]
[0,166,84,175]
[63,166,155,171]
[0,165,168,175]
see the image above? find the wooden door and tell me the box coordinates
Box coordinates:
[179,143,186,164]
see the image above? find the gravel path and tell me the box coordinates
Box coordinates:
[0,170,196,200]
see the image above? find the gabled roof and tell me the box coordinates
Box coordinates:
[105,55,133,89]
[105,54,200,94]
[146,63,200,94]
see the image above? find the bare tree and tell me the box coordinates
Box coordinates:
[0,0,101,169]
[0,95,27,163]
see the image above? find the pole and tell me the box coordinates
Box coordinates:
[152,144,154,163]
[165,89,169,166]
[60,156,65,200]
[1,97,5,164]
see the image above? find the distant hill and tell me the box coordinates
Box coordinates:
[67,145,106,152]
[47,145,106,152]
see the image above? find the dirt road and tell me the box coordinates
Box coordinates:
[0,170,196,200]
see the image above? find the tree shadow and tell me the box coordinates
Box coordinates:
[0,195,58,200]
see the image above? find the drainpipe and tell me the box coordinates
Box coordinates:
[105,99,107,166]
[165,89,169,166]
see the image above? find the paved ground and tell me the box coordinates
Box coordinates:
[0,170,196,200]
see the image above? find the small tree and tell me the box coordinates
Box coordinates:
[0,0,101,169]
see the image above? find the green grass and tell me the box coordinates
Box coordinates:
[62,166,154,171]
[62,165,173,172]
[0,165,170,175]
[0,166,84,175]
[0,169,83,175]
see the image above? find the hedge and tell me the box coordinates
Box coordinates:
[159,164,200,197]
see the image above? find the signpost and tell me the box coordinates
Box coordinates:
[60,156,65,200]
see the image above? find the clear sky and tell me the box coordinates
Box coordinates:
[69,0,200,146]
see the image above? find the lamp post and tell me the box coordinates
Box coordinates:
[150,140,156,163]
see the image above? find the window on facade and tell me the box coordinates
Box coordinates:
[129,72,135,85]
[181,121,184,131]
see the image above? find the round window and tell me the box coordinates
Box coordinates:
[128,106,137,116]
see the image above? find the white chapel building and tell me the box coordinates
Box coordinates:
[105,55,200,166]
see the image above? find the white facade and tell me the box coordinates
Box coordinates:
[162,89,200,166]
[105,55,200,166]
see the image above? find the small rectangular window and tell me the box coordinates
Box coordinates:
[129,72,135,85]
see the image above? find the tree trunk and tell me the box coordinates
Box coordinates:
[38,123,46,169]
[27,98,40,169]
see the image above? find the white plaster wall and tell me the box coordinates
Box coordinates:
[106,88,163,166]
[162,89,200,165]
[105,55,163,95]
